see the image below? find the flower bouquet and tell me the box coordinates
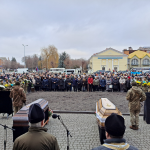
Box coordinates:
[4,84,8,88]
[147,82,150,87]
[136,81,141,84]
[24,79,28,85]
[142,82,147,87]
[0,85,5,91]
[48,109,53,118]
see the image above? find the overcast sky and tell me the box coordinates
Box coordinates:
[0,0,150,64]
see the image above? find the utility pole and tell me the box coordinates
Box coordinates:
[22,44,28,68]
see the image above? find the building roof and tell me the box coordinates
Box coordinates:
[0,57,7,61]
[128,50,150,59]
[89,47,128,60]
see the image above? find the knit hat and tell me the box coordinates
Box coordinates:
[15,82,20,86]
[28,103,45,123]
[105,113,126,137]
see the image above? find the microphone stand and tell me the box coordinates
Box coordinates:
[0,124,15,150]
[57,116,72,150]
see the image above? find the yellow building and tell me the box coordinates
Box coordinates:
[89,48,128,72]
[128,50,150,69]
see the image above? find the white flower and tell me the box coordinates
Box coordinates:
[0,85,5,89]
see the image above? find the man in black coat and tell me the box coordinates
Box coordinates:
[58,76,64,91]
[35,76,41,91]
[126,77,131,92]
[48,76,52,91]
[65,76,72,92]
[92,114,138,150]
[77,77,82,92]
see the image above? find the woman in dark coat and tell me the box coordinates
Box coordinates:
[72,76,78,92]
[52,76,57,91]
[42,77,48,91]
[77,77,82,92]
[82,77,87,92]
[100,76,106,92]
[35,77,41,91]
[112,77,119,91]
[106,76,112,91]
[126,77,131,92]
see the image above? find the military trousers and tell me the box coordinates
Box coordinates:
[130,110,140,126]
[14,106,22,114]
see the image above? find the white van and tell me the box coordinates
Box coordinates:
[49,68,65,74]
[16,68,28,74]
[65,69,75,75]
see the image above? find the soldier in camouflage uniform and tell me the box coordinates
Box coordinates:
[126,82,146,130]
[142,77,148,93]
[0,79,3,85]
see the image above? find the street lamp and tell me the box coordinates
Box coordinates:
[22,44,28,68]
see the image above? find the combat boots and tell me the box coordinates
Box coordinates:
[130,125,139,130]
[130,125,136,130]
[134,126,139,130]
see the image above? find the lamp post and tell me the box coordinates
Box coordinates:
[22,44,28,68]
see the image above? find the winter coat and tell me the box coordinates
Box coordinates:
[93,79,99,86]
[35,78,41,87]
[126,86,146,111]
[106,79,112,91]
[58,79,64,86]
[112,78,119,90]
[92,138,138,150]
[77,80,82,88]
[82,79,87,86]
[88,77,93,84]
[32,78,36,85]
[51,78,57,89]
[119,78,125,84]
[72,79,78,87]
[65,78,72,87]
[13,127,60,150]
[126,80,131,89]
[48,79,52,89]
[10,86,26,107]
[100,79,106,87]
[42,79,48,88]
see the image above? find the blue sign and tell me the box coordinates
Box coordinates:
[131,72,142,75]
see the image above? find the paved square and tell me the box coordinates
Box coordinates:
[0,113,150,150]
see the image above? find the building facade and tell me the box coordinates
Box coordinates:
[128,50,150,70]
[89,48,128,72]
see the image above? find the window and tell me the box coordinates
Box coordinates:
[102,67,105,71]
[131,59,138,65]
[143,59,149,65]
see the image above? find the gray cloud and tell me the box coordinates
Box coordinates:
[0,0,150,63]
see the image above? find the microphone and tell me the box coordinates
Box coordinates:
[52,114,60,119]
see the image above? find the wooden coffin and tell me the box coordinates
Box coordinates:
[96,98,122,128]
[13,99,49,127]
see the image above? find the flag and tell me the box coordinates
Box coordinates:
[36,67,39,71]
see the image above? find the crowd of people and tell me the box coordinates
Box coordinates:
[0,71,150,93]
[0,71,146,150]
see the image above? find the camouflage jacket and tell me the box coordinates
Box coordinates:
[126,86,146,111]
[10,86,26,107]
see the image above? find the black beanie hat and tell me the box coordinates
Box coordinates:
[105,113,126,137]
[28,103,45,123]
[15,81,20,86]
